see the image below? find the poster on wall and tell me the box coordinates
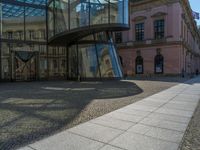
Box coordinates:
[136,65,143,73]
[156,64,163,73]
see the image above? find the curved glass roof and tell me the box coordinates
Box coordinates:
[25,0,47,5]
[1,1,46,18]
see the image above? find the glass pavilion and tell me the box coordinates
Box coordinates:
[0,0,129,81]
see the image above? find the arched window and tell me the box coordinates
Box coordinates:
[135,56,143,74]
[154,54,164,74]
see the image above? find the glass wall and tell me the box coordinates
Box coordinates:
[0,0,125,81]
[0,1,47,81]
[1,3,25,40]
[68,32,122,79]
[1,43,11,80]
[55,0,68,34]
[48,46,67,79]
[49,0,129,38]
[90,0,109,25]
[78,44,100,78]
[25,7,46,41]
[48,1,54,38]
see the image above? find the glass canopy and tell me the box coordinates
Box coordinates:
[2,4,45,18]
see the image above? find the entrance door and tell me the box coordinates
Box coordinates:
[14,51,38,81]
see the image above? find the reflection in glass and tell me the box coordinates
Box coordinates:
[68,45,78,78]
[124,0,129,24]
[79,44,100,78]
[48,46,67,79]
[110,0,123,24]
[48,1,54,38]
[1,3,24,40]
[68,32,123,79]
[1,43,11,80]
[96,43,122,78]
[90,0,109,25]
[55,0,68,34]
[70,0,90,29]
[25,7,46,41]
[50,0,129,36]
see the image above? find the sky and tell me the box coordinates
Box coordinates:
[189,0,200,25]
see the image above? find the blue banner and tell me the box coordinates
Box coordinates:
[192,11,200,20]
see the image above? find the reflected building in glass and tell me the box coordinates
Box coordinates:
[0,0,129,81]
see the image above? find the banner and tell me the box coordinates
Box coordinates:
[192,11,200,20]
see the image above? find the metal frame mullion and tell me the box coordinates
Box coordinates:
[93,33,102,79]
[108,0,110,24]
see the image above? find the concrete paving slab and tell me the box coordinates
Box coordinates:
[135,99,164,107]
[109,132,179,150]
[68,122,123,143]
[116,107,151,117]
[162,103,196,111]
[105,111,145,123]
[144,126,184,143]
[99,145,123,150]
[28,131,104,150]
[155,108,194,118]
[127,124,153,135]
[127,124,183,143]
[147,112,190,124]
[90,115,135,130]
[168,101,197,107]
[125,104,157,112]
[140,117,188,132]
[148,93,177,101]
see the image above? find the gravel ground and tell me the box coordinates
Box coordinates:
[180,100,200,150]
[0,77,189,150]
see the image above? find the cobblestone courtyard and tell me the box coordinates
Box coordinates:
[0,77,190,149]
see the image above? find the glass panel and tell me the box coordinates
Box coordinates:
[90,0,109,25]
[1,3,24,40]
[96,43,122,78]
[68,45,78,79]
[55,0,68,35]
[39,45,48,79]
[124,0,129,24]
[25,0,46,5]
[78,44,100,78]
[25,7,46,41]
[48,46,67,79]
[110,0,123,24]
[48,1,54,38]
[1,42,11,80]
[70,0,89,29]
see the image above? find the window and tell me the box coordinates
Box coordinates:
[29,30,35,40]
[154,19,165,39]
[17,31,23,40]
[115,32,122,43]
[135,23,144,41]
[154,54,164,74]
[8,32,13,39]
[135,56,143,74]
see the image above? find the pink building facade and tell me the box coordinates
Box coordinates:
[116,0,200,76]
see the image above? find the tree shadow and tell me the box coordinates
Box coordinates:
[0,80,143,150]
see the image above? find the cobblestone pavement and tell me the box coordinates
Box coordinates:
[0,77,189,150]
[180,100,200,150]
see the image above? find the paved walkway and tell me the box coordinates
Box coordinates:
[19,77,200,150]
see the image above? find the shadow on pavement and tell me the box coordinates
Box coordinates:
[0,80,142,150]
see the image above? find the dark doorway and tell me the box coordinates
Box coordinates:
[135,56,143,74]
[154,54,164,74]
